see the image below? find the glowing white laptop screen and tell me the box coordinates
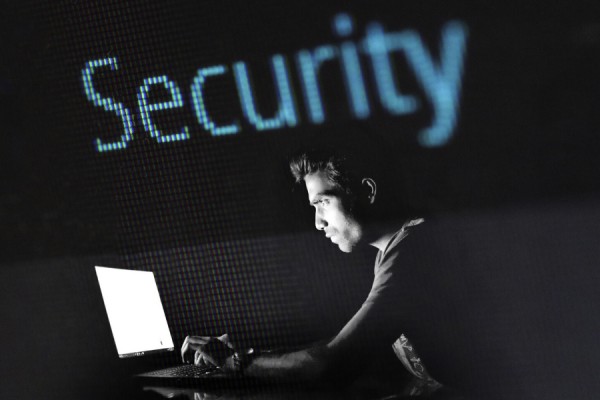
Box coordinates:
[95,266,175,358]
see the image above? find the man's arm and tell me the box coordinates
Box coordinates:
[185,252,406,381]
[182,295,397,382]
[233,295,400,382]
[242,345,332,381]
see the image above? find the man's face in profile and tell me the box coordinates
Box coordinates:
[305,171,363,253]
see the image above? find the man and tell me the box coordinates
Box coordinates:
[179,127,600,398]
[181,141,441,390]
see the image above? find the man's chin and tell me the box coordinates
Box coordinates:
[337,242,354,253]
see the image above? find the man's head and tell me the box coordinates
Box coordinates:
[289,145,384,253]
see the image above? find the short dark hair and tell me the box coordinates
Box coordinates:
[289,146,361,196]
[288,126,416,221]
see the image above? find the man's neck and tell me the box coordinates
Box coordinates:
[367,220,411,252]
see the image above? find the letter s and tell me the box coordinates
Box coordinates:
[81,58,134,152]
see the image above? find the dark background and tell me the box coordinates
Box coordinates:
[1,1,599,399]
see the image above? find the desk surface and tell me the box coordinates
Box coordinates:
[134,378,464,400]
[2,372,464,400]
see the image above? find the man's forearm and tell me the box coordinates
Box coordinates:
[244,345,332,381]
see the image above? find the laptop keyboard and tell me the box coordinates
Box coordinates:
[141,364,218,378]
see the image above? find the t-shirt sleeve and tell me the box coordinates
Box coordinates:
[366,247,404,305]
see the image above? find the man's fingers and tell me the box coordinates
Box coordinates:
[194,350,209,366]
[182,335,212,363]
[182,334,231,364]
[181,336,196,363]
[194,350,218,367]
[186,336,212,345]
[181,336,190,363]
[217,333,235,349]
[218,333,229,342]
[194,346,220,367]
[204,351,218,367]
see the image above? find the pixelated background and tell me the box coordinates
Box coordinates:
[1,1,599,399]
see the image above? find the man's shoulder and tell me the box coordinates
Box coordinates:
[381,217,429,257]
[375,216,449,276]
[367,219,432,306]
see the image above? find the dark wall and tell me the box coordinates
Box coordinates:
[2,0,600,262]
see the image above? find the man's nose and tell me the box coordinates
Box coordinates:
[315,210,327,231]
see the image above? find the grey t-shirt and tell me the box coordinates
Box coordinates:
[367,219,440,388]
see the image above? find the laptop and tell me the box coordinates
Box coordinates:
[94,266,229,384]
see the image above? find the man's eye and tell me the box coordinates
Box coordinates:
[320,199,330,206]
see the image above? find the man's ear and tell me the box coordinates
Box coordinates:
[361,178,377,204]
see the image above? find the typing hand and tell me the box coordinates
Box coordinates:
[181,334,235,369]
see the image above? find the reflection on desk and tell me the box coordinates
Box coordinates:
[141,378,466,400]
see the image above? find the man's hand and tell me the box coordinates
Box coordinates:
[181,334,235,369]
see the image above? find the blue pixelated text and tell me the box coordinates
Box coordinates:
[81,14,468,152]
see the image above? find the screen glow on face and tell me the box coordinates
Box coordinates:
[305,171,363,253]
